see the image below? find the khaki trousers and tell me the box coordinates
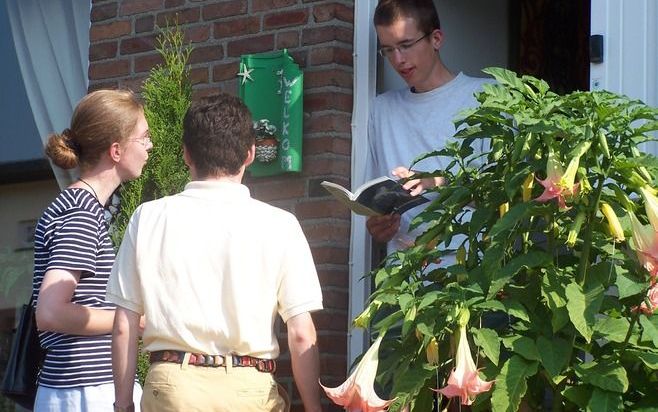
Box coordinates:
[141,361,290,412]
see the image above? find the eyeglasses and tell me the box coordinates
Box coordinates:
[131,131,152,147]
[378,33,430,58]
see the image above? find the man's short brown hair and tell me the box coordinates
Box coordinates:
[182,93,255,177]
[374,0,441,34]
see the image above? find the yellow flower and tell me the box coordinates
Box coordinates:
[640,186,658,232]
[426,337,439,366]
[600,202,625,242]
[499,202,509,218]
[522,173,534,202]
[456,245,467,266]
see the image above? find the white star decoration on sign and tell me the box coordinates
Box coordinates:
[237,63,254,85]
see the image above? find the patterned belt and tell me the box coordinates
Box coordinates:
[149,350,276,373]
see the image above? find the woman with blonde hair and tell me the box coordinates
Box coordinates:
[32,89,151,411]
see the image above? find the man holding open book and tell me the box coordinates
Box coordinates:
[366,0,492,253]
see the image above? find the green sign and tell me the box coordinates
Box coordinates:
[238,49,303,177]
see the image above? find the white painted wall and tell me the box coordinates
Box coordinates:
[590,0,658,153]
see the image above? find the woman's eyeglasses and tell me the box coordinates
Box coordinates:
[131,131,152,147]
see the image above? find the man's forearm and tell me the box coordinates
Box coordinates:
[112,307,140,407]
[288,312,322,412]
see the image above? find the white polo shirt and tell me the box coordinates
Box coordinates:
[107,180,323,359]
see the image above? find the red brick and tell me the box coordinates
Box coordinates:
[304,113,351,134]
[90,20,132,42]
[303,26,352,45]
[320,354,348,376]
[322,289,349,310]
[120,34,158,55]
[191,87,221,100]
[213,16,260,39]
[304,68,353,89]
[227,34,275,57]
[135,15,155,33]
[302,222,350,244]
[313,3,353,24]
[91,2,118,22]
[202,1,247,20]
[156,7,201,26]
[313,311,348,331]
[309,46,352,66]
[250,179,305,202]
[264,10,309,30]
[317,269,349,288]
[301,157,350,176]
[164,0,185,7]
[134,53,164,73]
[304,91,353,113]
[277,31,299,49]
[212,61,240,82]
[89,41,118,61]
[89,59,131,80]
[253,0,297,12]
[295,199,349,220]
[120,0,163,16]
[185,25,210,43]
[119,75,148,93]
[303,136,351,156]
[189,67,209,85]
[88,80,119,92]
[317,334,348,355]
[189,45,223,64]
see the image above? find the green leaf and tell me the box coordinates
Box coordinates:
[561,385,592,409]
[615,270,645,299]
[502,336,540,361]
[625,349,658,369]
[488,202,533,239]
[593,316,630,343]
[639,315,658,347]
[398,294,414,312]
[502,299,530,322]
[565,282,603,342]
[487,251,552,299]
[536,336,570,379]
[490,355,538,412]
[473,328,501,366]
[586,388,623,412]
[575,361,629,393]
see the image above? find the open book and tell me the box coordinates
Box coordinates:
[321,176,430,217]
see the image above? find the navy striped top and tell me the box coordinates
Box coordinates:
[32,188,116,388]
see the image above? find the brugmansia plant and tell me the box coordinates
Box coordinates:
[333,68,658,411]
[110,24,192,382]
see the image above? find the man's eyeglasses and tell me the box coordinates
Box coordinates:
[378,33,430,58]
[131,131,152,147]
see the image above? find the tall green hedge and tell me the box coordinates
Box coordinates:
[111,25,192,245]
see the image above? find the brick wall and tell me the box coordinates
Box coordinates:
[89,0,354,410]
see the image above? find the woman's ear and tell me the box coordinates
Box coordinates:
[109,142,122,162]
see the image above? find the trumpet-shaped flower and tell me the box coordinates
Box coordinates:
[600,202,625,242]
[640,186,658,232]
[321,334,395,411]
[426,337,439,366]
[535,150,580,209]
[629,212,658,281]
[435,317,494,405]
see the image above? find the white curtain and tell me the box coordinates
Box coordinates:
[5,0,91,189]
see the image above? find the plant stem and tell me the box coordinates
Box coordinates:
[576,173,606,286]
[618,308,641,360]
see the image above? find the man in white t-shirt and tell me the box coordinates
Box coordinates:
[108,94,323,412]
[367,0,491,254]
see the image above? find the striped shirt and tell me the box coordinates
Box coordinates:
[32,188,116,388]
